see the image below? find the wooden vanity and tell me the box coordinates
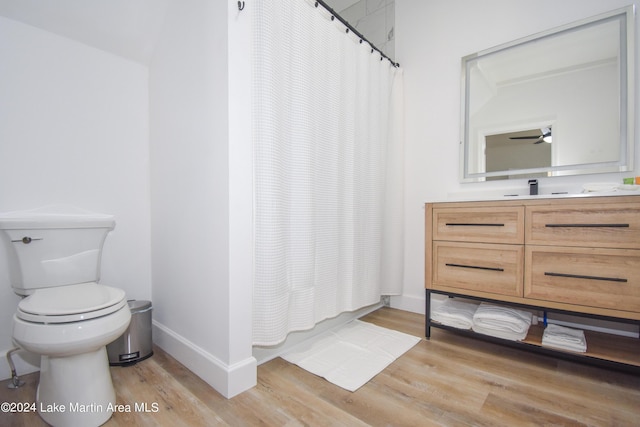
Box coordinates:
[425,194,640,371]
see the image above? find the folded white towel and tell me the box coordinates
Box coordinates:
[542,323,585,343]
[472,302,533,335]
[431,298,479,330]
[472,324,528,341]
[542,340,587,353]
[542,324,587,353]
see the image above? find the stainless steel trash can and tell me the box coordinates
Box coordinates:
[107,300,153,366]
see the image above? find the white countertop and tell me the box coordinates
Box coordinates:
[437,187,640,203]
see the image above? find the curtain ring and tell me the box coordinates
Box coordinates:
[238,1,245,11]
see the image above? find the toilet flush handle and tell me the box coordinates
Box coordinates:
[11,236,43,244]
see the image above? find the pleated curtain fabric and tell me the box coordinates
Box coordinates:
[252,0,404,346]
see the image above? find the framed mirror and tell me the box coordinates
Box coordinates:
[460,6,635,182]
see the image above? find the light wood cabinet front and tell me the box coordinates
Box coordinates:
[426,196,640,319]
[432,241,524,297]
[525,246,640,313]
[432,206,524,244]
[526,202,640,249]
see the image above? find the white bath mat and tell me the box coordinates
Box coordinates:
[281,320,421,392]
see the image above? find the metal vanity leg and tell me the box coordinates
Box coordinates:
[425,289,431,339]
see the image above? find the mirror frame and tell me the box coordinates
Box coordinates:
[460,6,635,182]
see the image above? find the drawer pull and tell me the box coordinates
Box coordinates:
[545,223,629,228]
[446,263,504,272]
[445,223,505,227]
[544,272,627,283]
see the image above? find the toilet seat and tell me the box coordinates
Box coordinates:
[17,283,127,324]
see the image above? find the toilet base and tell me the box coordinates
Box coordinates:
[37,346,115,427]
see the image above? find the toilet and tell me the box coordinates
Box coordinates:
[0,206,131,427]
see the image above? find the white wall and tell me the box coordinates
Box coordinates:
[393,0,639,313]
[148,0,255,398]
[0,16,152,379]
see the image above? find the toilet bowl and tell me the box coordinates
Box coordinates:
[13,283,131,427]
[0,207,132,427]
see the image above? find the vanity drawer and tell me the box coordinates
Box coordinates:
[526,202,640,249]
[525,246,640,313]
[432,242,524,297]
[432,206,524,244]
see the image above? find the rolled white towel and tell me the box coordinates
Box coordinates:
[431,298,478,330]
[472,302,533,334]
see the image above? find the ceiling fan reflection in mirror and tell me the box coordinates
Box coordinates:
[509,127,552,144]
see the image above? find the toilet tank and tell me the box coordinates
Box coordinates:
[0,206,115,296]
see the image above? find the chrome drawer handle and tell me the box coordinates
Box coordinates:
[544,272,627,283]
[446,263,504,272]
[545,223,629,228]
[445,223,505,227]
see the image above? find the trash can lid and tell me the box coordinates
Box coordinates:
[127,300,152,313]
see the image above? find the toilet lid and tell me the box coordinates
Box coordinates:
[17,283,127,324]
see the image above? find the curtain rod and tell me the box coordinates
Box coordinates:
[313,0,399,67]
[236,0,399,67]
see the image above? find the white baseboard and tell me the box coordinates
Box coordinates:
[152,320,257,398]
[389,294,425,314]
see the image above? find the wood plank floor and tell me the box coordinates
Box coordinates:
[1,307,638,426]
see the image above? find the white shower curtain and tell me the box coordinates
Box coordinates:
[252,0,404,346]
